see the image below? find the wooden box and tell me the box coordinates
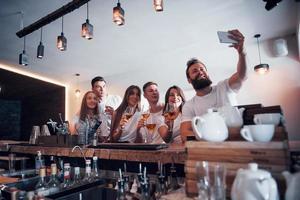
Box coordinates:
[185,141,289,197]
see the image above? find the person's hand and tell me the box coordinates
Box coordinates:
[119,115,129,130]
[137,118,146,129]
[228,29,245,54]
[105,106,114,116]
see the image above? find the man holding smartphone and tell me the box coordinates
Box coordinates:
[180,29,247,142]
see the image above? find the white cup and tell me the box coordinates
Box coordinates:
[240,124,275,142]
[253,113,282,125]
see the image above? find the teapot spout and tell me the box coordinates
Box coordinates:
[282,171,292,185]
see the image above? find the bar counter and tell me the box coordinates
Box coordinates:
[8,143,187,164]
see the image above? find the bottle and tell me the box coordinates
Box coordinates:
[35,167,49,197]
[35,151,45,173]
[116,179,126,200]
[83,159,93,183]
[168,165,180,191]
[47,163,60,194]
[57,158,64,182]
[72,167,82,186]
[92,156,100,180]
[61,163,72,189]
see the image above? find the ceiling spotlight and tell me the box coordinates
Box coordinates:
[37,27,44,58]
[154,0,163,12]
[263,0,282,11]
[254,34,269,75]
[57,16,67,51]
[81,2,93,40]
[113,0,125,26]
[19,36,28,66]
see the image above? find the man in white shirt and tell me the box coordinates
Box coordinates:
[180,29,247,142]
[138,81,169,143]
[91,76,122,138]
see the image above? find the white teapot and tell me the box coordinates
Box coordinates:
[218,105,245,127]
[231,163,279,200]
[282,171,300,200]
[191,108,228,142]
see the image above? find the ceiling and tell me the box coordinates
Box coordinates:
[0,0,299,95]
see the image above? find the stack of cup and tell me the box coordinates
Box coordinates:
[240,113,283,142]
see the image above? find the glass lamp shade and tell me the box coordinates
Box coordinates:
[81,19,93,40]
[254,63,269,75]
[57,32,67,51]
[113,3,125,26]
[75,89,81,98]
[154,0,163,11]
[37,42,44,58]
[19,50,28,66]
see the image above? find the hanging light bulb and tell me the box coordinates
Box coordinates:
[153,0,163,12]
[19,36,28,66]
[113,0,125,26]
[75,73,81,98]
[57,16,67,51]
[81,2,93,40]
[18,12,28,66]
[37,27,44,58]
[254,34,269,75]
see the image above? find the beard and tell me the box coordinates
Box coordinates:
[191,75,212,90]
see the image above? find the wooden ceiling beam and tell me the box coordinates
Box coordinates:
[16,0,90,38]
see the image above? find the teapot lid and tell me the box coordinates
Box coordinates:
[240,163,271,179]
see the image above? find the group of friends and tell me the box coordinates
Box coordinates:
[70,29,247,145]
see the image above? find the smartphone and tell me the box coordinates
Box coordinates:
[217,31,238,44]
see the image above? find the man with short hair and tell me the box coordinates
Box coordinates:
[138,81,169,143]
[180,29,247,142]
[91,76,121,114]
[91,76,121,139]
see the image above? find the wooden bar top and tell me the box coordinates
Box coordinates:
[9,144,187,164]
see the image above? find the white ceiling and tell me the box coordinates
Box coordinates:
[0,0,299,95]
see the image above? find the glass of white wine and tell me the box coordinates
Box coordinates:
[163,103,178,131]
[145,115,156,135]
[124,106,135,121]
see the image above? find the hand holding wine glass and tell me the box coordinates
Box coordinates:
[163,103,178,131]
[120,106,135,129]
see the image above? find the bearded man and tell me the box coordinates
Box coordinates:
[180,29,247,142]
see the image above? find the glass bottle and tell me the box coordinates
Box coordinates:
[35,167,49,197]
[35,151,45,173]
[47,163,60,194]
[116,179,126,200]
[73,167,82,186]
[92,156,100,180]
[83,159,93,183]
[61,163,71,189]
[168,165,180,191]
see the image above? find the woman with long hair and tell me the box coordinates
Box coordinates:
[111,85,143,143]
[162,85,186,143]
[75,91,102,145]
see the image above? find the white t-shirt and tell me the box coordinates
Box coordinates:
[98,95,122,113]
[140,110,167,144]
[182,79,237,122]
[98,94,122,136]
[118,111,141,143]
[170,113,182,143]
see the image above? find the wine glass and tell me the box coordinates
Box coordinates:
[124,106,135,121]
[145,115,156,135]
[141,105,150,121]
[163,103,178,131]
